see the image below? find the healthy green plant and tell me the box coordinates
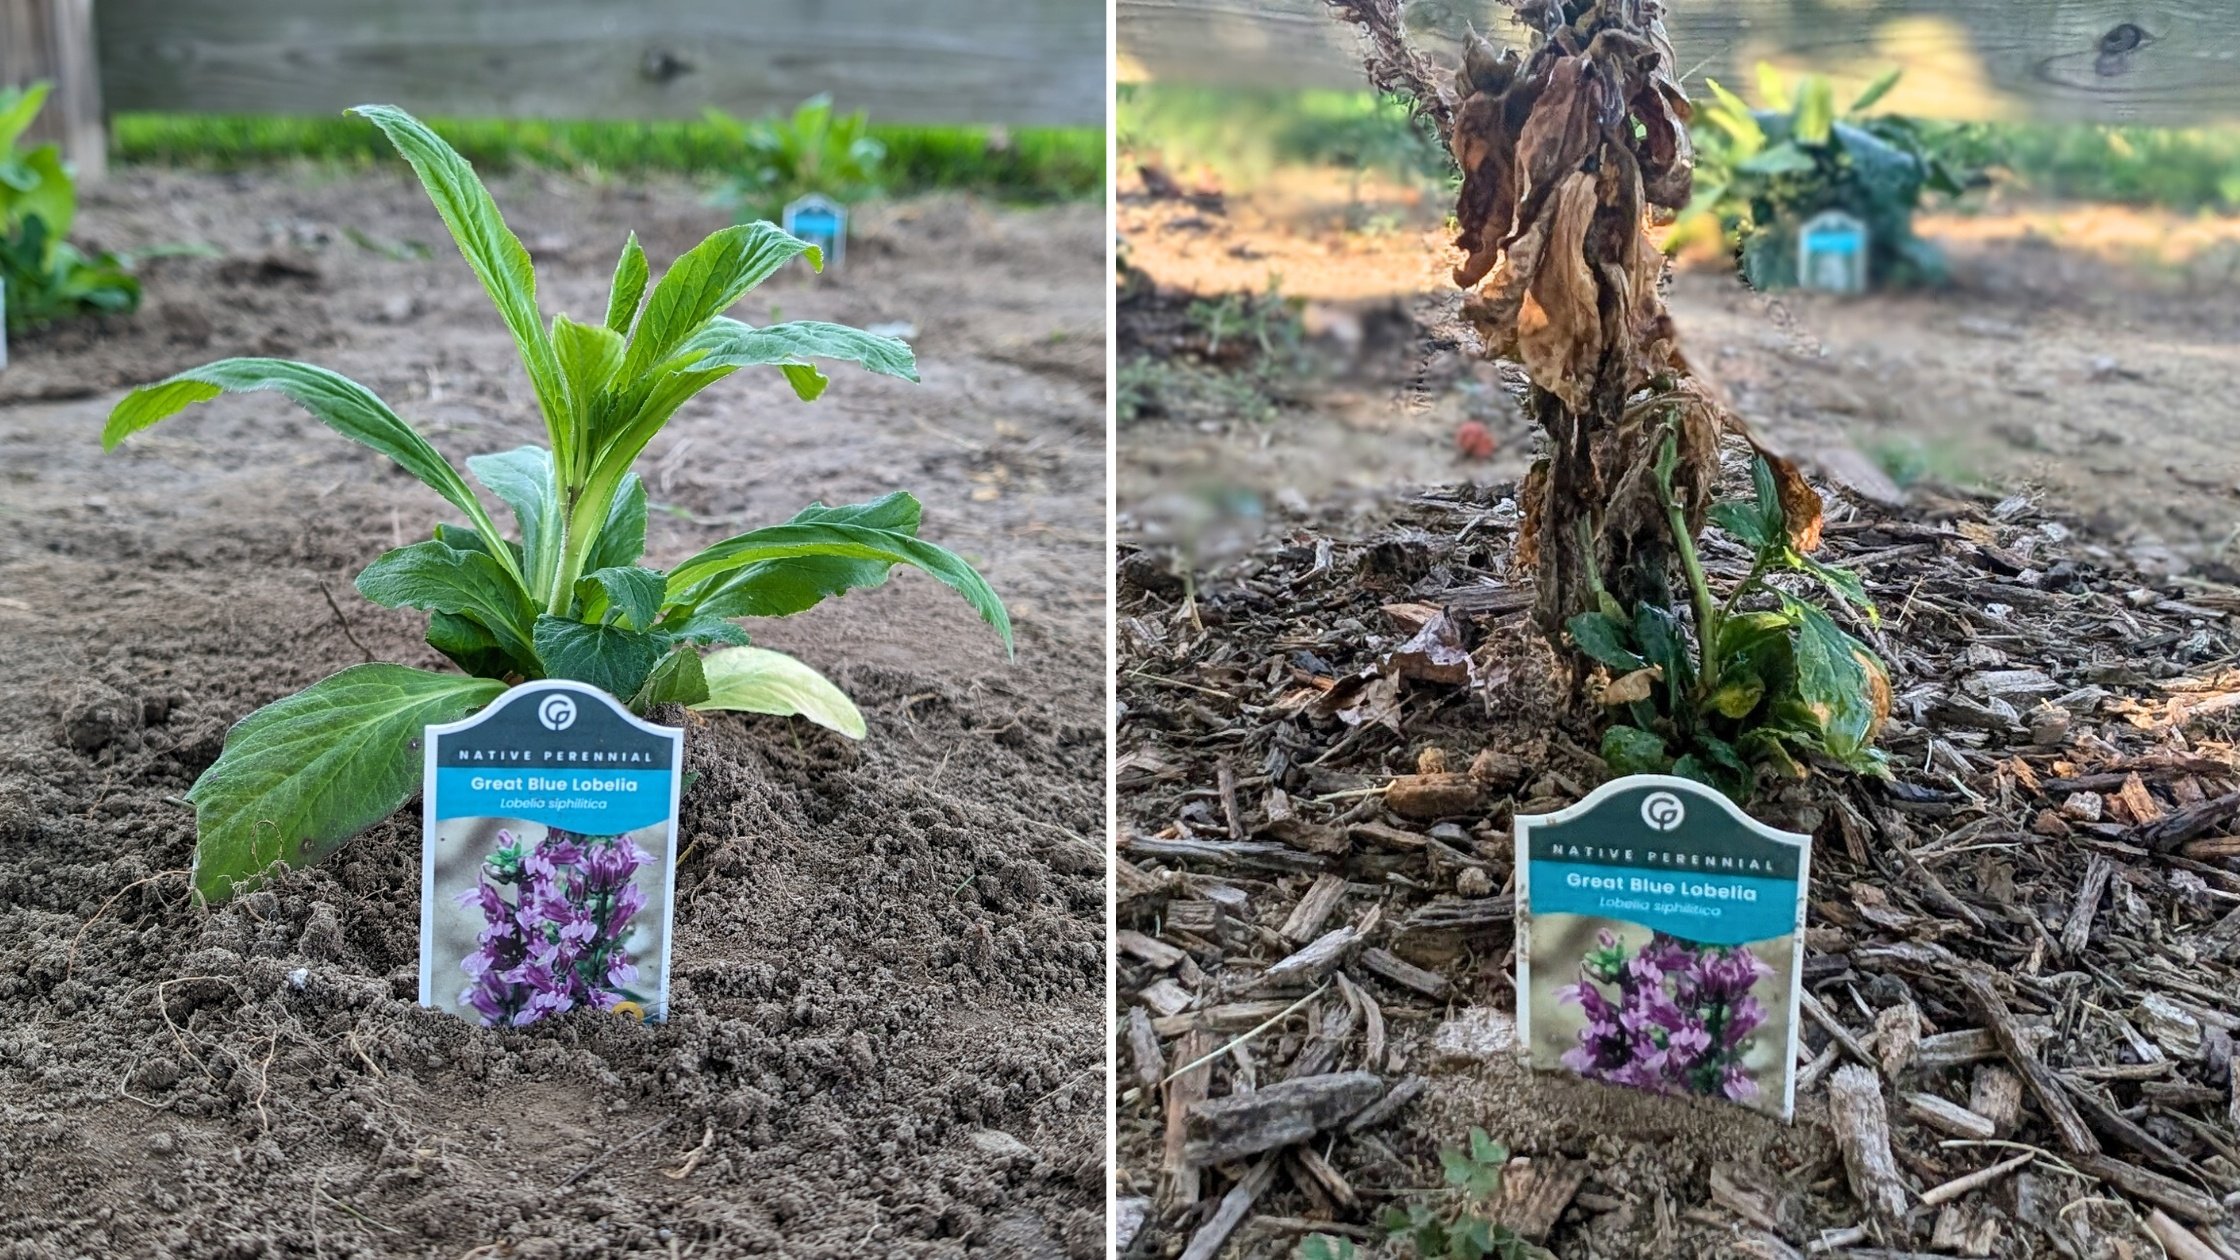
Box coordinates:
[706,95,886,224]
[0,81,140,333]
[1672,65,1978,288]
[103,105,1009,903]
[1565,429,1889,801]
[1299,1128,1551,1260]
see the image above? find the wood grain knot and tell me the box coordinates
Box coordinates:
[641,48,694,83]
[2095,21,2150,77]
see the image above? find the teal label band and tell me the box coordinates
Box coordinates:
[1528,861,1798,946]
[431,767,676,833]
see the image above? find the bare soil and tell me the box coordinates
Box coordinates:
[0,169,1106,1258]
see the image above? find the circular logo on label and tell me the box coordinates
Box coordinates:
[538,694,578,731]
[1641,791,1685,832]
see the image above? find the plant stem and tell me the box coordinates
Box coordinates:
[1655,445,1721,696]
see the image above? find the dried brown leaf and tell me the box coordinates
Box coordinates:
[1516,172,1600,409]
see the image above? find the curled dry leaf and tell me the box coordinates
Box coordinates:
[1600,665,1663,706]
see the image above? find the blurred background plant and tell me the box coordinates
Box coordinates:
[111,112,1100,206]
[704,94,886,223]
[1668,65,1985,288]
[0,81,139,333]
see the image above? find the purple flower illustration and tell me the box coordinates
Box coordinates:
[1555,930,1772,1102]
[453,827,653,1027]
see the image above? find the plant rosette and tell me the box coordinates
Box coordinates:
[103,105,1010,905]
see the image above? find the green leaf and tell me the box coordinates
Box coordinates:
[1717,608,1795,661]
[1850,67,1903,114]
[1755,63,1792,113]
[681,316,919,393]
[1793,74,1837,145]
[683,492,924,620]
[553,314,626,421]
[345,105,571,456]
[574,565,665,631]
[623,222,818,382]
[1704,79,1765,153]
[1709,501,1774,551]
[1564,612,1645,672]
[630,645,711,710]
[426,610,522,679]
[1737,140,1817,176]
[605,231,649,335]
[1705,670,1767,719]
[1,146,73,243]
[105,359,515,575]
[185,665,505,903]
[533,615,667,701]
[1797,553,1875,619]
[1601,725,1672,775]
[355,538,541,669]
[1440,1148,1475,1187]
[1633,603,1693,701]
[1469,1128,1507,1167]
[585,472,648,572]
[1738,728,1807,780]
[0,82,51,156]
[1781,594,1877,760]
[664,520,1010,655]
[692,645,866,739]
[656,612,751,649]
[466,446,560,594]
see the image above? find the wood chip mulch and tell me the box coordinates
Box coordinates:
[1115,467,2240,1260]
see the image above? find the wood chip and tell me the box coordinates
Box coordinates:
[1497,1157,1587,1244]
[1177,1156,1278,1260]
[1969,1065,2024,1138]
[1140,978,1193,1018]
[1162,1028,1214,1208]
[1127,1006,1165,1093]
[2073,1153,2226,1225]
[2060,856,2112,957]
[1384,772,1484,820]
[1359,947,1451,1000]
[1902,1091,1997,1140]
[1280,874,1349,945]
[1182,1071,1386,1166]
[1876,1003,1921,1078]
[1118,929,1185,970]
[1958,970,2099,1157]
[1827,1065,1908,1241]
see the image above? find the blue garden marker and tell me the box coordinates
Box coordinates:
[1798,208,1869,295]
[784,193,849,271]
[1516,775,1811,1120]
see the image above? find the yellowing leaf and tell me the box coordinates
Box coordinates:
[693,646,867,739]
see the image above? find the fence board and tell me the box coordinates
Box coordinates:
[1118,0,2240,125]
[1,0,104,178]
[97,0,1105,127]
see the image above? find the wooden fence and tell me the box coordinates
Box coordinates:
[1118,0,2240,126]
[5,0,1106,174]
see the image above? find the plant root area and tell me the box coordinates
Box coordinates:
[0,170,1106,1257]
[1115,458,2240,1258]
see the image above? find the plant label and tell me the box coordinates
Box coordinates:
[1515,775,1811,1121]
[1798,208,1868,295]
[419,680,683,1028]
[783,193,848,270]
